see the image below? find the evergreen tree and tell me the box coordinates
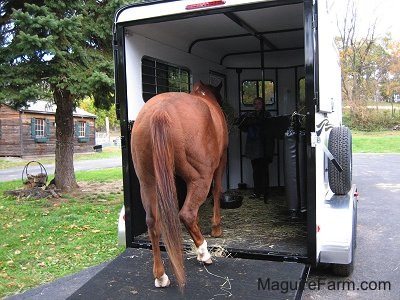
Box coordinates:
[0,0,129,191]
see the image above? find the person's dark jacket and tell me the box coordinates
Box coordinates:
[237,110,274,161]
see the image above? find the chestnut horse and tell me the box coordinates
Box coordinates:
[131,81,228,289]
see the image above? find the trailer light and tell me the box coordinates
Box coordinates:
[317,225,320,232]
[185,0,226,10]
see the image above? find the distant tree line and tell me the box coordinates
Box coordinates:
[336,0,400,130]
[79,97,119,132]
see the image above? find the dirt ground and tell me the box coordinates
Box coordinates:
[5,180,123,202]
[77,181,123,195]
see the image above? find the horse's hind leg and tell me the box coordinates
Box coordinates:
[179,179,213,264]
[141,186,170,288]
[211,150,227,237]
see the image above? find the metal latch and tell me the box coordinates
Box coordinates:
[310,132,318,147]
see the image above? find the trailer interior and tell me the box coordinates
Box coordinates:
[116,0,314,262]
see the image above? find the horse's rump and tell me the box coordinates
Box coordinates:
[136,93,227,173]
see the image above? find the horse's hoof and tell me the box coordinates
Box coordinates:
[197,240,212,264]
[211,226,222,237]
[155,273,170,288]
[197,256,213,265]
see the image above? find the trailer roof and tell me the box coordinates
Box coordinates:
[115,0,305,66]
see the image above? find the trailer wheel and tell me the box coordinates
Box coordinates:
[328,126,352,195]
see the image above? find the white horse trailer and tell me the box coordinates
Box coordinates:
[70,0,358,298]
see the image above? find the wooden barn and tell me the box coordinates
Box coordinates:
[0,101,96,157]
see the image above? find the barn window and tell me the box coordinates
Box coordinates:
[35,119,45,137]
[75,121,90,143]
[242,80,275,106]
[142,56,191,102]
[78,121,86,137]
[31,118,50,143]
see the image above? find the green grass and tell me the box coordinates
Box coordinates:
[0,168,124,298]
[0,146,121,170]
[352,131,400,153]
[75,167,123,182]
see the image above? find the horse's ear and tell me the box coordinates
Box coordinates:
[193,81,202,93]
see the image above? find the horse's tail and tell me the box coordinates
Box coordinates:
[150,110,185,289]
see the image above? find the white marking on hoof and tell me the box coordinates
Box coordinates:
[155,273,170,288]
[197,240,212,264]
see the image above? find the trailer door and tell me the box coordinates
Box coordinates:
[316,0,342,113]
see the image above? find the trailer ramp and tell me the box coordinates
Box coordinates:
[68,248,308,299]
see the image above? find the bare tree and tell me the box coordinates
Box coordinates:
[335,0,377,107]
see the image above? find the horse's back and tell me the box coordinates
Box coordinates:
[131,91,227,179]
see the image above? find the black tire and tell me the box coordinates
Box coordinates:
[328,126,352,195]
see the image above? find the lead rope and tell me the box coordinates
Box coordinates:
[201,262,233,299]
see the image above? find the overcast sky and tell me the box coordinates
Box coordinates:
[332,0,400,40]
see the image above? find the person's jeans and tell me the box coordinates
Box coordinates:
[251,158,269,196]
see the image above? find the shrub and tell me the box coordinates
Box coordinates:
[343,106,400,131]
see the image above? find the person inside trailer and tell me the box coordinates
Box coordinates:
[236,97,274,201]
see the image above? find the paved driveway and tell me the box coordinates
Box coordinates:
[0,157,122,182]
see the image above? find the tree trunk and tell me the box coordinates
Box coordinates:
[54,88,78,191]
